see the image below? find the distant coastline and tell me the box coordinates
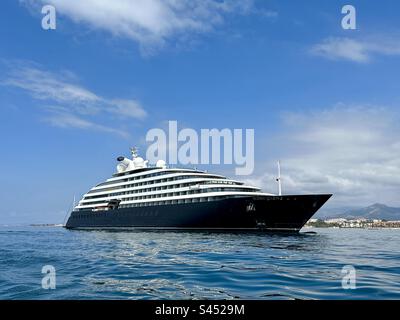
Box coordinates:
[306,218,400,229]
[29,223,64,227]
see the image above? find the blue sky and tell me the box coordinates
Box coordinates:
[1,0,400,224]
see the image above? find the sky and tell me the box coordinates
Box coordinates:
[1,0,400,224]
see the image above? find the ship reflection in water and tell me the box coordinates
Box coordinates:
[0,226,399,299]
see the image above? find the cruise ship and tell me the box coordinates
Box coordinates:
[65,148,332,232]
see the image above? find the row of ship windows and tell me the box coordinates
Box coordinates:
[73,211,160,218]
[86,181,241,200]
[98,170,201,187]
[77,195,230,212]
[119,195,229,208]
[86,181,196,199]
[83,188,253,205]
[98,171,169,187]
[88,174,226,194]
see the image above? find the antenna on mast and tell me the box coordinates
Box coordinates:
[130,146,138,158]
[276,161,282,196]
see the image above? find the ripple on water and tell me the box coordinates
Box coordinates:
[0,227,399,299]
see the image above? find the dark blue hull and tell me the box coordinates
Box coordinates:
[65,194,332,232]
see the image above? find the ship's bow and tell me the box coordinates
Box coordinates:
[249,194,332,231]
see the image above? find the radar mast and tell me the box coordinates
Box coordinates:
[130,147,138,159]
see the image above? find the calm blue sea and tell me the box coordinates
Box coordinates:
[0,227,399,300]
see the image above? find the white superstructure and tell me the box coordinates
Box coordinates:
[74,148,274,212]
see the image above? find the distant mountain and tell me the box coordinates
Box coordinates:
[315,206,358,219]
[321,203,400,221]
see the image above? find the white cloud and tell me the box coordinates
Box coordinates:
[311,37,400,63]
[110,99,147,120]
[3,64,147,119]
[22,0,257,53]
[4,66,101,109]
[245,106,400,207]
[44,111,130,138]
[2,62,147,136]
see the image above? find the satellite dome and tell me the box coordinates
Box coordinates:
[156,160,167,168]
[133,157,145,168]
[116,163,126,173]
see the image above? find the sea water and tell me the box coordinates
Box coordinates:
[0,227,399,299]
